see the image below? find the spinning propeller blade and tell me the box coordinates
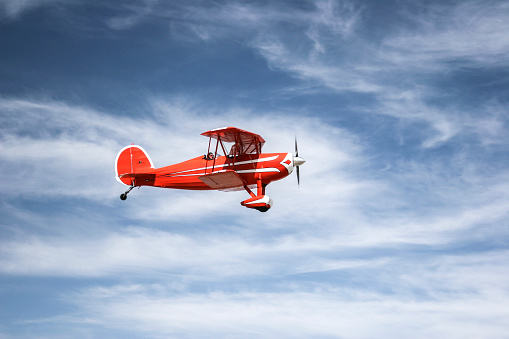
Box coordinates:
[293,136,305,187]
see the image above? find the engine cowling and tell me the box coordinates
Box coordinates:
[241,195,273,212]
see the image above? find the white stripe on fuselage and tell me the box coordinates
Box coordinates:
[167,155,279,176]
[167,167,280,178]
[236,168,280,174]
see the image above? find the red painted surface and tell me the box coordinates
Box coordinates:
[115,127,303,211]
[117,149,291,190]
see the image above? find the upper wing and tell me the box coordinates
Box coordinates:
[201,127,265,156]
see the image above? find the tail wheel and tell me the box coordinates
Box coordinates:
[120,184,135,201]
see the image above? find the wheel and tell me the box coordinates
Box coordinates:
[120,193,127,201]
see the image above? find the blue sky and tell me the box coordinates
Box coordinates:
[1,0,509,337]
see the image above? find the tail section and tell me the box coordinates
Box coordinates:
[115,145,155,186]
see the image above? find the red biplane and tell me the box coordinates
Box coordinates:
[115,127,305,212]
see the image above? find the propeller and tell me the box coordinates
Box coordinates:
[293,137,306,186]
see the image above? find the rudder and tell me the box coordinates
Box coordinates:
[115,145,155,185]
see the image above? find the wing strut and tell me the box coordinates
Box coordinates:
[204,134,228,174]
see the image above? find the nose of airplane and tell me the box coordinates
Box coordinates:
[293,156,306,167]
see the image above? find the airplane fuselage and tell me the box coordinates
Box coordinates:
[137,152,294,190]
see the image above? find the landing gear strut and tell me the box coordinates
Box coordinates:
[120,184,135,201]
[240,179,273,212]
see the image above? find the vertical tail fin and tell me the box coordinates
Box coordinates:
[115,145,155,186]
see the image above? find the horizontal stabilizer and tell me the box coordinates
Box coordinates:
[118,172,156,185]
[198,171,245,189]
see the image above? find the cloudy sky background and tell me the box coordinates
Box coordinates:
[1,0,509,337]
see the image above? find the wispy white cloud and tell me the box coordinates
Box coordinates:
[382,1,509,69]
[42,249,509,338]
[2,94,507,246]
[1,92,508,336]
[0,0,66,19]
[167,0,360,42]
[11,0,503,149]
[2,2,509,336]
[0,96,367,221]
[154,0,509,148]
[106,0,158,30]
[2,153,508,281]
